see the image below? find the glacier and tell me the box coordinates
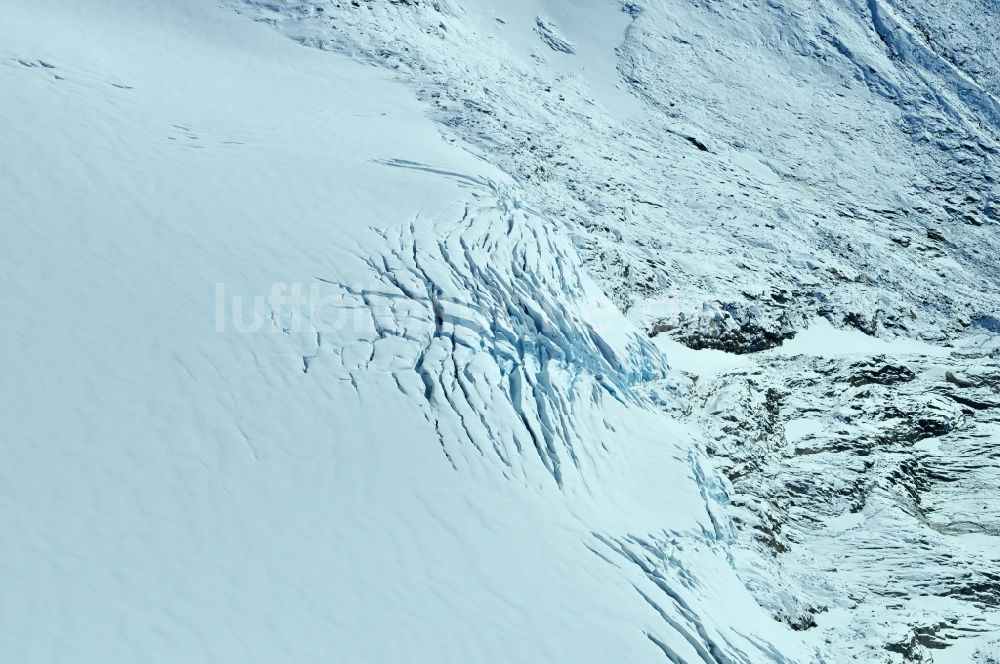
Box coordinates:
[2,0,999,662]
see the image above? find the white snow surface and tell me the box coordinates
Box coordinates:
[3,0,1000,662]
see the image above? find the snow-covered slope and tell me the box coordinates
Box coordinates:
[229,0,1000,346]
[3,0,999,662]
[0,1,813,662]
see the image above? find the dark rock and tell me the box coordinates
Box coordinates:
[849,361,917,387]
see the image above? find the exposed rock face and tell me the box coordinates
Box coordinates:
[650,299,801,354]
[692,336,1000,659]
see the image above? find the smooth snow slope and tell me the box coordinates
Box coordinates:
[0,1,818,662]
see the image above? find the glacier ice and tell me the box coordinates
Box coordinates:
[3,0,1000,661]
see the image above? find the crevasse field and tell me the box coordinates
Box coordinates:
[2,1,999,662]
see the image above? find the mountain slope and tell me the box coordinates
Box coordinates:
[3,0,1000,662]
[1,1,814,662]
[215,0,1000,659]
